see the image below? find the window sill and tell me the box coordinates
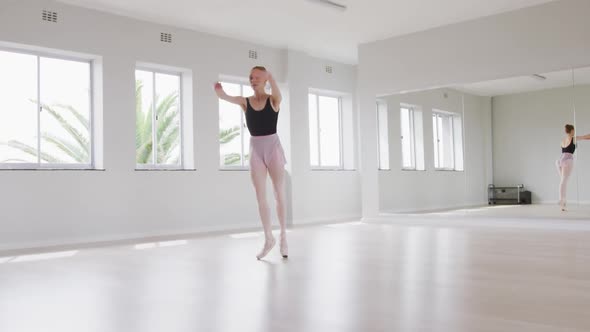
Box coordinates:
[0,168,105,171]
[311,168,356,171]
[434,169,464,172]
[219,167,249,171]
[401,169,426,172]
[135,168,196,171]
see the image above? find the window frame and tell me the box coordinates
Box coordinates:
[309,92,344,170]
[0,46,95,170]
[135,67,184,170]
[400,105,419,171]
[432,110,463,171]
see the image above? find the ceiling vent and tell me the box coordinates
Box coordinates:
[249,50,258,59]
[42,10,58,23]
[160,32,172,43]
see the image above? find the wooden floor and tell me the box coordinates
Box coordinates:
[1,205,589,332]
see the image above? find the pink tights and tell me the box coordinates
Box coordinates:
[556,153,574,209]
[249,134,287,259]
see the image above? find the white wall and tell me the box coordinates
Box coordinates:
[464,92,493,206]
[286,50,360,223]
[0,0,359,251]
[379,88,491,213]
[492,84,590,204]
[358,0,590,218]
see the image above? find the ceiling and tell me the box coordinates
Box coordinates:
[455,67,590,97]
[57,0,556,64]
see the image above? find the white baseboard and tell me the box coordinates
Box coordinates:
[0,221,261,254]
[380,202,487,214]
[0,215,362,255]
[292,214,361,225]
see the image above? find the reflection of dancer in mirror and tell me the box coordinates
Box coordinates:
[214,66,288,260]
[556,124,590,211]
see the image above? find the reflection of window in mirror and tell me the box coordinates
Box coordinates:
[432,110,463,171]
[376,101,390,170]
[400,104,425,170]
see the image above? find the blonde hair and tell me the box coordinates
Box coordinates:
[251,66,267,72]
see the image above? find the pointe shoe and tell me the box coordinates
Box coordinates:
[280,236,288,258]
[560,200,567,211]
[256,237,275,260]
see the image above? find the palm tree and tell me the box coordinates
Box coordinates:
[2,81,247,166]
[135,80,181,165]
[0,102,90,163]
[220,126,242,165]
[1,81,181,165]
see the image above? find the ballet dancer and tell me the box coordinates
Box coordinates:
[214,66,288,259]
[556,124,590,211]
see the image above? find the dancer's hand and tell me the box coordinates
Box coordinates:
[214,82,223,90]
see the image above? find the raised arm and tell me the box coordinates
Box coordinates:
[214,82,246,109]
[576,134,590,140]
[267,72,282,111]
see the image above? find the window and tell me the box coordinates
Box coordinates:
[0,49,92,169]
[218,81,253,168]
[400,105,425,171]
[376,101,390,170]
[135,69,182,169]
[400,106,416,169]
[309,93,342,168]
[432,111,463,171]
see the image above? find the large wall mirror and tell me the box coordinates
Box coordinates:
[377,66,590,218]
